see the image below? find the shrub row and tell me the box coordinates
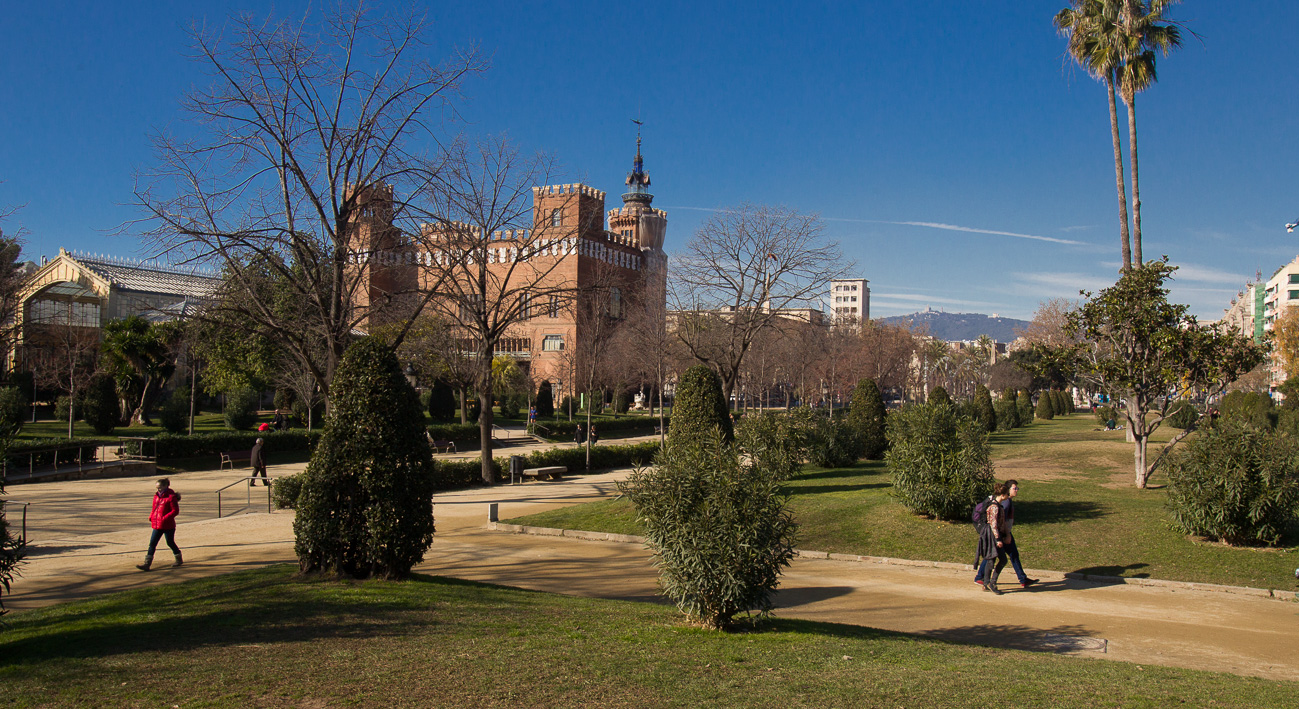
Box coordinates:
[534,416,666,441]
[7,438,117,467]
[146,430,324,460]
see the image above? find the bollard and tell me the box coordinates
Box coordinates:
[488,502,499,523]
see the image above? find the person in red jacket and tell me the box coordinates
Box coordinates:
[137,478,183,571]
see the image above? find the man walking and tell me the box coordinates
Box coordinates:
[249,437,268,487]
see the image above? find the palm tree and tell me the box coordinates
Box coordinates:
[1116,1,1182,266]
[1055,0,1131,271]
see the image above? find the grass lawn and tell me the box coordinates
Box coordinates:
[1,566,1292,707]
[508,414,1299,591]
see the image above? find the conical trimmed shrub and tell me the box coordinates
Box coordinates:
[973,385,996,433]
[929,386,952,407]
[1017,390,1034,425]
[668,365,732,448]
[1035,391,1055,420]
[849,378,888,459]
[535,381,554,418]
[294,337,436,579]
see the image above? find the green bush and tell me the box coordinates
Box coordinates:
[994,397,1019,431]
[426,379,457,422]
[79,373,120,435]
[928,386,951,406]
[1016,390,1033,426]
[274,388,295,412]
[1218,391,1275,430]
[6,439,107,468]
[535,381,554,418]
[1035,391,1055,420]
[224,388,260,431]
[272,471,305,510]
[146,429,322,460]
[619,427,797,629]
[1166,401,1200,430]
[1276,377,1299,410]
[294,338,436,580]
[499,394,521,419]
[848,378,888,459]
[531,416,664,441]
[1275,408,1299,439]
[668,365,733,448]
[973,385,996,433]
[157,387,191,435]
[559,396,575,418]
[614,390,631,415]
[290,398,325,429]
[885,402,995,520]
[0,387,26,437]
[464,397,482,423]
[54,396,77,424]
[1094,405,1118,426]
[1166,419,1299,546]
[735,411,812,482]
[807,414,862,468]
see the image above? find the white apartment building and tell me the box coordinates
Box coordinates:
[829,277,869,326]
[1261,255,1299,389]
[1219,281,1263,343]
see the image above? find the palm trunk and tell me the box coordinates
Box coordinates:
[1126,94,1142,266]
[1106,72,1133,272]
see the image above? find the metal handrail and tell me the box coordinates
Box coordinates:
[215,477,274,517]
[4,501,31,543]
[491,423,512,442]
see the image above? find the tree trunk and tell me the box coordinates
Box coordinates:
[1126,94,1142,266]
[479,387,494,485]
[1107,72,1133,271]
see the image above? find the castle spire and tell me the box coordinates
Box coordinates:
[623,120,652,206]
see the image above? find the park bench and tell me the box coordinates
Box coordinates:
[430,439,457,454]
[219,450,252,470]
[521,465,565,482]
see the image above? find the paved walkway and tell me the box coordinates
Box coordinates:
[6,457,1299,683]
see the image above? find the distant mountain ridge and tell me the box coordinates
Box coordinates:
[879,310,1028,343]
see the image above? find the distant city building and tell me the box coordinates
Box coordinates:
[829,277,869,325]
[1261,255,1299,389]
[1218,281,1264,344]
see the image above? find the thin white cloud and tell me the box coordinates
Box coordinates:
[660,206,1086,246]
[1010,271,1114,299]
[1169,263,1251,285]
[1059,225,1094,233]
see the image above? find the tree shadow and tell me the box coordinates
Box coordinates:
[794,464,886,482]
[787,482,890,496]
[771,585,856,609]
[919,623,1107,654]
[1015,500,1107,524]
[1070,562,1150,580]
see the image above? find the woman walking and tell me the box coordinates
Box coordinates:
[136,478,183,571]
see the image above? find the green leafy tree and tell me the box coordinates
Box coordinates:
[668,365,733,448]
[0,387,24,439]
[100,316,181,425]
[619,426,797,629]
[849,378,888,459]
[973,385,997,433]
[886,401,994,520]
[158,386,192,434]
[0,440,21,615]
[294,338,436,579]
[224,387,260,430]
[77,373,120,435]
[1039,261,1264,487]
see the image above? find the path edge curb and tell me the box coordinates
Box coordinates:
[487,521,1299,602]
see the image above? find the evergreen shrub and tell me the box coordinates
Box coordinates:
[224,388,260,430]
[294,338,436,579]
[559,396,575,418]
[535,381,554,418]
[499,395,520,419]
[614,390,631,415]
[1166,419,1299,546]
[994,398,1018,431]
[272,471,305,510]
[736,410,813,482]
[158,387,191,434]
[79,373,120,435]
[1166,401,1200,430]
[973,385,996,433]
[928,386,951,407]
[54,396,77,424]
[885,402,994,520]
[274,388,295,412]
[1035,391,1055,420]
[427,379,457,422]
[619,428,797,629]
[0,387,26,437]
[848,378,888,459]
[1016,390,1033,426]
[1218,391,1275,430]
[1094,405,1118,426]
[668,365,732,448]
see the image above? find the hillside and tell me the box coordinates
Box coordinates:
[880,309,1028,342]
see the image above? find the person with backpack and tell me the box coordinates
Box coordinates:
[974,479,1039,593]
[136,478,182,571]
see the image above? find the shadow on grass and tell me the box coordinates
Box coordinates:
[788,482,890,495]
[794,463,887,482]
[1016,500,1108,524]
[920,623,1106,654]
[771,585,856,609]
[0,567,561,665]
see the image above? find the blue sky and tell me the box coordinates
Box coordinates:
[2,1,1297,322]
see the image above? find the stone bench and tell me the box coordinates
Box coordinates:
[521,466,566,481]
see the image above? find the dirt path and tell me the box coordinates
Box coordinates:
[7,463,1299,683]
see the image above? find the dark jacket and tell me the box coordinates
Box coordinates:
[251,441,265,469]
[150,489,181,531]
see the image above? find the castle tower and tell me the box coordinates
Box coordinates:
[344,182,417,325]
[607,133,668,308]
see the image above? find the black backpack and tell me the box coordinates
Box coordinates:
[971,495,996,530]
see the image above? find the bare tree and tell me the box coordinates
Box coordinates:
[418,136,579,484]
[556,264,626,469]
[671,204,850,403]
[613,290,676,445]
[135,3,483,408]
[26,305,99,438]
[857,320,918,401]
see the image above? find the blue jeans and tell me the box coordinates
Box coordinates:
[976,539,1027,583]
[148,528,180,555]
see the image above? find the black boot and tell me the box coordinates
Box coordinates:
[172,551,184,568]
[985,572,1003,596]
[136,553,154,572]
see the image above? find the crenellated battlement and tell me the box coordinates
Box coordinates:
[532,183,607,200]
[607,206,668,220]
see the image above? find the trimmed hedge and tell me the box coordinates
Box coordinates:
[147,430,323,460]
[7,438,114,467]
[533,416,664,441]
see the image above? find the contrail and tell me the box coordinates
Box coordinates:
[661,206,1085,246]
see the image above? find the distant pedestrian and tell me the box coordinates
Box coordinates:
[272,409,288,431]
[973,482,1011,595]
[574,423,585,445]
[975,479,1038,591]
[588,424,598,445]
[136,478,182,571]
[250,437,268,487]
